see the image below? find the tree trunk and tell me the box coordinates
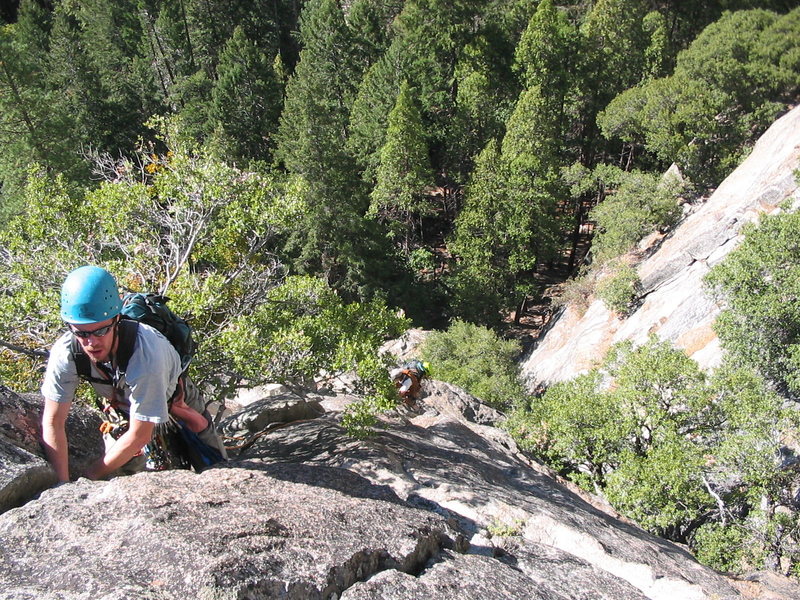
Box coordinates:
[514,295,528,325]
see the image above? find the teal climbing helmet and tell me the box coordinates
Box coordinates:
[60,266,122,324]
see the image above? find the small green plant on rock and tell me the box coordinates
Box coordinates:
[596,262,641,316]
[487,518,525,538]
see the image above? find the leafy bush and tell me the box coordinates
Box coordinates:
[504,370,623,491]
[504,334,798,572]
[604,434,710,537]
[595,262,641,315]
[692,522,748,573]
[0,129,408,433]
[420,320,527,410]
[589,169,684,264]
[704,205,800,395]
[702,203,800,570]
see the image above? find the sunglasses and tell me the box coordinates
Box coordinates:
[70,323,115,339]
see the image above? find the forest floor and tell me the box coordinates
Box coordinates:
[503,228,593,353]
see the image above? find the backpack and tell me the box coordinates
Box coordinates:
[119,293,196,372]
[72,292,196,382]
[402,359,427,379]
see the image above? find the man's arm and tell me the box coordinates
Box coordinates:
[84,418,155,480]
[42,398,71,483]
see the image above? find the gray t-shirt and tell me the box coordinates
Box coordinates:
[41,323,181,423]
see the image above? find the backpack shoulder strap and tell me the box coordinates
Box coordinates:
[114,319,139,374]
[71,336,96,382]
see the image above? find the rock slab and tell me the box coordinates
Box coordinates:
[520,105,800,388]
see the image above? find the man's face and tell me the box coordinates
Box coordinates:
[70,317,117,363]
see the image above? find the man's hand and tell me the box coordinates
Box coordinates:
[86,418,156,480]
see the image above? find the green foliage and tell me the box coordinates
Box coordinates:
[514,0,575,94]
[447,140,518,324]
[369,81,434,251]
[218,274,406,383]
[505,371,624,488]
[346,0,402,70]
[408,247,436,275]
[0,121,306,391]
[487,518,525,538]
[705,208,800,395]
[599,8,800,185]
[217,273,408,437]
[605,433,709,535]
[595,262,641,315]
[392,0,486,149]
[346,39,406,184]
[589,168,684,264]
[576,0,651,162]
[1,0,796,329]
[448,75,571,325]
[275,0,362,179]
[692,521,748,573]
[420,320,527,410]
[0,5,80,209]
[276,0,386,298]
[580,0,650,101]
[209,26,282,164]
[450,35,517,182]
[0,117,410,438]
[505,334,797,569]
[642,10,670,80]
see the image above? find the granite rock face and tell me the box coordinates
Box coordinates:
[2,379,799,599]
[520,105,800,388]
[0,386,103,512]
[0,467,448,600]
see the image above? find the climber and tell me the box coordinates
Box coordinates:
[40,266,226,483]
[390,359,430,406]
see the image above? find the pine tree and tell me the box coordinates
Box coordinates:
[369,81,434,253]
[209,27,282,163]
[447,83,567,323]
[139,0,194,101]
[392,0,487,176]
[275,0,371,294]
[513,0,576,142]
[346,0,402,71]
[347,38,406,182]
[46,3,121,152]
[451,26,519,183]
[577,0,650,166]
[276,0,362,181]
[70,0,159,150]
[448,139,510,324]
[500,84,565,267]
[184,0,281,77]
[0,0,68,211]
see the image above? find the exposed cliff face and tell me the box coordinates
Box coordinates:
[2,381,797,600]
[520,105,800,389]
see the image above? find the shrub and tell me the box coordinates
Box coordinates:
[420,320,527,410]
[705,205,800,395]
[692,522,748,573]
[504,334,798,573]
[596,262,641,315]
[589,170,684,264]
